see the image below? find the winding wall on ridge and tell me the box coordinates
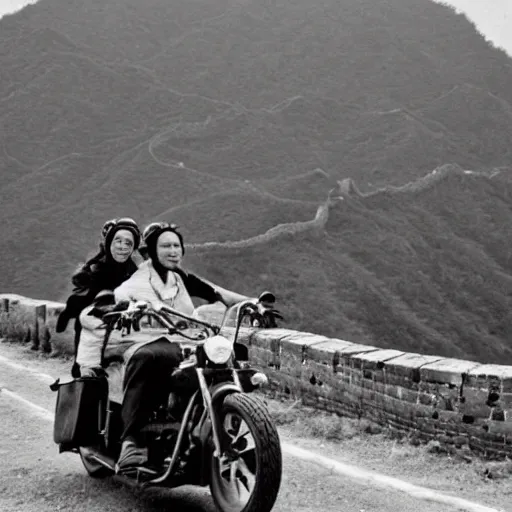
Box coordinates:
[187,199,331,251]
[186,162,498,252]
[2,166,512,458]
[1,292,511,460]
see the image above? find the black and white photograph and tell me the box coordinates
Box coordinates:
[0,0,510,510]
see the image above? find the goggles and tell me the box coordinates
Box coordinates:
[142,221,180,243]
[102,217,140,239]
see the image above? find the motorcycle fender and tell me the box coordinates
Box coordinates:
[209,383,241,445]
[197,383,240,443]
[210,383,241,408]
[198,384,240,485]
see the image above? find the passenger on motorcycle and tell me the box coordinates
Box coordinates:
[77,222,252,472]
[56,218,142,376]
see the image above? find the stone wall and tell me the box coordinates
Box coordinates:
[188,199,330,252]
[2,293,511,459]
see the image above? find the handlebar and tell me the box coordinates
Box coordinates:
[101,296,278,343]
[156,300,262,340]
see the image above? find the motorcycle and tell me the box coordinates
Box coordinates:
[50,295,283,512]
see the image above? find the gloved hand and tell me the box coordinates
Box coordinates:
[251,292,284,328]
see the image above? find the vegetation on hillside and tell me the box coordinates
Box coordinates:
[1,0,512,362]
[187,166,512,364]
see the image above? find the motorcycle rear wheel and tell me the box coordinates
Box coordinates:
[209,393,282,512]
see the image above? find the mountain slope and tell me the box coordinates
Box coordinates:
[155,189,319,243]
[2,0,512,362]
[185,167,512,364]
[2,0,512,192]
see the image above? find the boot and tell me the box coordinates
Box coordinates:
[115,437,148,473]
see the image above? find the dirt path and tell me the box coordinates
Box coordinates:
[0,340,507,512]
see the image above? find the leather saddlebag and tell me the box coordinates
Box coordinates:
[50,376,108,450]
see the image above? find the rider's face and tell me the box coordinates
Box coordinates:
[109,229,135,263]
[156,231,183,270]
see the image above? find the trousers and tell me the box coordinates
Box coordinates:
[121,338,182,441]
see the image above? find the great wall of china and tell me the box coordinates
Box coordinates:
[2,164,512,459]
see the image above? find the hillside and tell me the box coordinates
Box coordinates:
[155,188,319,243]
[186,166,512,365]
[2,0,512,361]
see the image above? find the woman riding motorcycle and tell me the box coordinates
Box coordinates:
[76,222,254,472]
[55,218,142,376]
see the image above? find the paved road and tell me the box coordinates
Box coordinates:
[0,343,497,512]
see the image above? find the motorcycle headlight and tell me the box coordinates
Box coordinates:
[203,335,233,364]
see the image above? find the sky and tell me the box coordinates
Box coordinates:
[0,0,511,57]
[436,0,512,56]
[1,0,37,18]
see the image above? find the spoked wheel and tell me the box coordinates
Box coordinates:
[79,446,110,478]
[210,393,282,512]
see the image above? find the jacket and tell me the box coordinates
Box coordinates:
[114,261,218,311]
[76,261,227,369]
[56,252,138,333]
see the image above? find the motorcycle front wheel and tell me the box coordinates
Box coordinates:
[209,393,282,512]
